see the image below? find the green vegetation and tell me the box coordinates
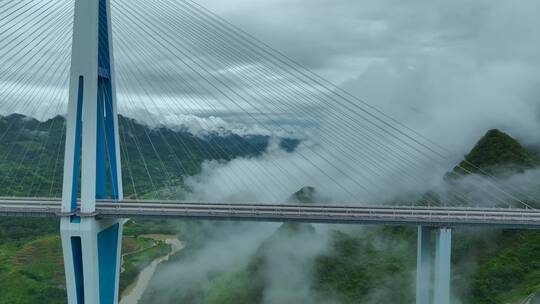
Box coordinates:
[124,219,180,236]
[451,129,538,176]
[204,269,263,304]
[448,129,540,302]
[182,225,417,304]
[314,227,416,304]
[0,217,175,304]
[466,230,540,303]
[0,218,65,304]
[120,236,172,293]
[0,114,297,197]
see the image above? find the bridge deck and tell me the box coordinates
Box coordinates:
[1,197,539,229]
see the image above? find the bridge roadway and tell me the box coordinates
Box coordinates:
[1,197,540,229]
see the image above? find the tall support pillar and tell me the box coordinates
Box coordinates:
[434,228,452,304]
[60,0,123,303]
[60,218,123,304]
[416,226,433,304]
[416,226,452,304]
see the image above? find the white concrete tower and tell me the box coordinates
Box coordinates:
[60,0,123,303]
[416,226,452,304]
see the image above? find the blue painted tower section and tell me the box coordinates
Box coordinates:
[96,0,119,200]
[98,223,120,304]
[71,237,85,304]
[104,92,120,199]
[70,76,84,213]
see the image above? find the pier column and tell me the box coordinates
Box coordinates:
[416,226,433,304]
[61,218,123,304]
[416,226,452,304]
[434,228,452,304]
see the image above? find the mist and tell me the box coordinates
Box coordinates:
[176,0,540,205]
[148,1,540,300]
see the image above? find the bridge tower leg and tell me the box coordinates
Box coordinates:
[416,226,433,304]
[434,228,452,304]
[416,226,452,304]
[60,0,123,303]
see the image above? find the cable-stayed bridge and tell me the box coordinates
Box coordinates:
[0,0,538,304]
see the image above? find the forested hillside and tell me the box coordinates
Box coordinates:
[0,114,298,198]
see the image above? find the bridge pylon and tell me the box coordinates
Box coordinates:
[60,0,124,303]
[416,226,452,304]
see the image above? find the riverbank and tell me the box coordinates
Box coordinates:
[120,235,184,304]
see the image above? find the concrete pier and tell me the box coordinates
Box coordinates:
[416,226,452,304]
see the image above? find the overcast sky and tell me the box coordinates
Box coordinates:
[184,0,540,147]
[2,0,540,160]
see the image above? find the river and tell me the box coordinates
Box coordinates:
[119,235,184,304]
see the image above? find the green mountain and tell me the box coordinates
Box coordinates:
[0,114,298,198]
[451,129,537,176]
[288,186,317,204]
[450,132,540,303]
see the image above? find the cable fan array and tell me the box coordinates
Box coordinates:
[0,0,535,209]
[0,0,72,197]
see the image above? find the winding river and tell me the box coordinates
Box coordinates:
[120,235,184,304]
